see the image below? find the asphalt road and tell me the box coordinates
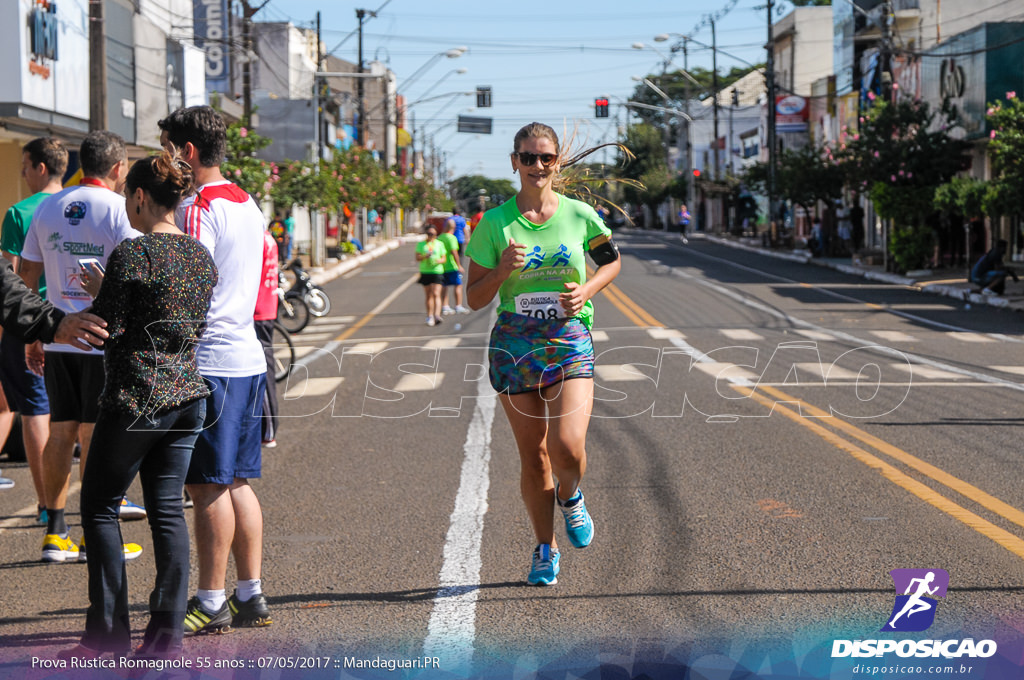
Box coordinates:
[1,233,1022,679]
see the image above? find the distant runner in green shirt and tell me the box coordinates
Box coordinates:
[438,220,470,315]
[465,122,622,587]
[415,225,448,326]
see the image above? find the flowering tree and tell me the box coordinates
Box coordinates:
[221,121,275,201]
[839,98,971,271]
[984,91,1024,216]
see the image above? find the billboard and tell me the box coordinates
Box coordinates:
[193,0,231,94]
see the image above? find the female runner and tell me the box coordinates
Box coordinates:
[466,122,621,586]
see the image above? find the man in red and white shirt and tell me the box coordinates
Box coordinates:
[159,106,272,634]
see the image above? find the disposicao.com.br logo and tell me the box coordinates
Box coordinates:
[831,568,998,660]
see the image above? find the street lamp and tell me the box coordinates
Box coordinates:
[415,68,468,105]
[400,47,468,94]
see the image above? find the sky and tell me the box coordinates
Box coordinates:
[259,0,787,181]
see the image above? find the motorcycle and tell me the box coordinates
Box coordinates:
[286,259,331,318]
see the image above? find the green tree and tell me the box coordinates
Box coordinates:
[984,92,1024,216]
[222,121,273,201]
[838,98,971,271]
[449,175,517,213]
[614,123,685,218]
[746,144,843,222]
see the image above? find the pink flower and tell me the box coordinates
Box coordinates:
[892,83,899,90]
[891,175,896,181]
[873,151,880,158]
[234,169,242,177]
[987,107,996,116]
[906,172,913,178]
[990,130,997,139]
[868,91,876,100]
[859,117,865,123]
[853,134,860,141]
[1007,91,1017,99]
[240,127,248,138]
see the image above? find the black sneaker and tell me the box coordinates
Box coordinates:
[183,597,232,636]
[228,590,273,627]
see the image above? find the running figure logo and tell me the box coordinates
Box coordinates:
[522,246,546,271]
[881,568,949,632]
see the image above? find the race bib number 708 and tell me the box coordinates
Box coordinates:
[515,292,567,320]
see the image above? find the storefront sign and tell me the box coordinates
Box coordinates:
[29,1,58,78]
[193,0,230,93]
[776,95,808,133]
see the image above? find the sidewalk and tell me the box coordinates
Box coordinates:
[645,229,1024,312]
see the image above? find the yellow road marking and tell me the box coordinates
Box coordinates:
[588,266,664,328]
[757,384,1024,532]
[734,384,1024,561]
[331,274,418,343]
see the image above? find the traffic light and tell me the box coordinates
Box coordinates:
[595,97,609,118]
[476,86,492,108]
[692,169,701,179]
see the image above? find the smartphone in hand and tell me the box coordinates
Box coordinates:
[78,258,105,275]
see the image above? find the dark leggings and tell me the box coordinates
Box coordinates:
[79,400,205,653]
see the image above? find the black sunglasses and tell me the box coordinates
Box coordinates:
[513,152,558,167]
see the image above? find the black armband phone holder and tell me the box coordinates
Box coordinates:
[588,234,619,266]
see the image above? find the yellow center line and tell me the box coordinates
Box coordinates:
[588,266,664,329]
[757,384,1024,532]
[733,384,1024,561]
[331,274,418,343]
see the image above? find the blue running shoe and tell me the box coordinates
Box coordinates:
[118,498,147,521]
[527,543,559,586]
[557,486,594,548]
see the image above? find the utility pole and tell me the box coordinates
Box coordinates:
[316,10,323,160]
[88,0,107,131]
[879,0,893,101]
[766,0,778,228]
[356,8,368,147]
[711,18,721,181]
[240,1,270,123]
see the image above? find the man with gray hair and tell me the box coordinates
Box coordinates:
[21,131,143,563]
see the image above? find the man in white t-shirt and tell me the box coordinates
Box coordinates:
[21,131,143,562]
[158,106,272,634]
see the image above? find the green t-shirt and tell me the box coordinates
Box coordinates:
[437,233,460,273]
[1,192,50,298]
[465,194,611,329]
[417,238,448,275]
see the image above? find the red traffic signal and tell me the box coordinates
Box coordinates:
[595,98,609,118]
[692,169,701,178]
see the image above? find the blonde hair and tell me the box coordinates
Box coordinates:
[512,122,639,211]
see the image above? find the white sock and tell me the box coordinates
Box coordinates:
[236,579,262,603]
[197,589,226,612]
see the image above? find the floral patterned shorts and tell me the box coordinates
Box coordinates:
[488,311,595,395]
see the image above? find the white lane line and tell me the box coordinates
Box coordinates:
[949,331,996,343]
[283,377,345,400]
[394,372,446,392]
[647,328,684,340]
[720,328,763,341]
[594,364,650,382]
[424,337,462,349]
[349,341,389,354]
[870,330,918,343]
[589,330,610,342]
[423,324,496,672]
